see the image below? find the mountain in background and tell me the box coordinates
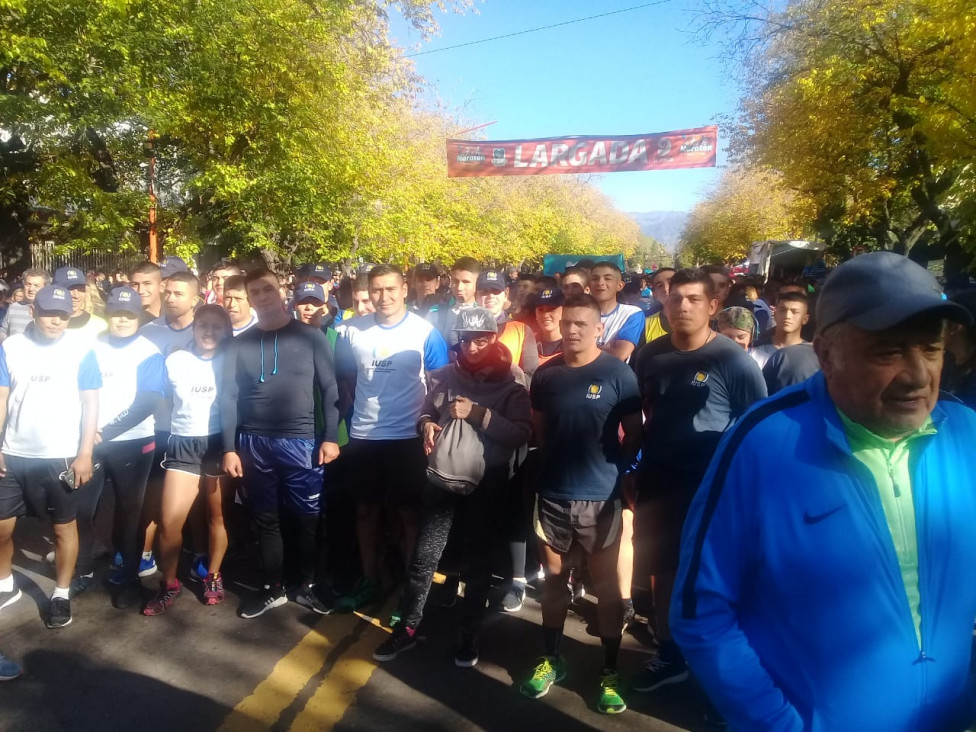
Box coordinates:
[626,211,688,252]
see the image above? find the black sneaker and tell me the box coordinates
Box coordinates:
[436,576,460,608]
[501,581,525,613]
[454,631,479,668]
[70,573,96,598]
[622,599,636,632]
[295,583,333,615]
[631,653,689,692]
[238,585,287,619]
[372,625,417,662]
[46,597,72,629]
[112,581,142,610]
[0,587,22,611]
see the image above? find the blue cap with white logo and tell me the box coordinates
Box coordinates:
[53,266,86,289]
[294,282,326,304]
[476,269,506,293]
[33,285,73,315]
[106,286,143,315]
[160,256,189,279]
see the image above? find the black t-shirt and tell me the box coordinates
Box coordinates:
[530,351,641,501]
[762,343,820,395]
[635,333,767,474]
[219,319,339,450]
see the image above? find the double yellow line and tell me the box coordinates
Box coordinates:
[219,595,397,731]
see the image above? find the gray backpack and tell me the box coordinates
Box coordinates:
[426,416,486,495]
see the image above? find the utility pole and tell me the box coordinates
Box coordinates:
[144,131,159,263]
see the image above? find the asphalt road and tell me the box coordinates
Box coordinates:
[1,516,710,732]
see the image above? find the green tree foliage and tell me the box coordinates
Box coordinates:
[679,165,815,264]
[696,0,976,266]
[0,0,638,269]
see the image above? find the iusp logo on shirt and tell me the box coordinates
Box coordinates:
[371,344,394,369]
[691,371,709,387]
[585,383,603,400]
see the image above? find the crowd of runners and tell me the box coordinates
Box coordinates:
[1,251,976,729]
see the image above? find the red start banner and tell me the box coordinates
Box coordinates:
[446,126,717,178]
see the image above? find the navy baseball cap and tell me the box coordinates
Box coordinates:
[106,286,143,315]
[33,285,73,315]
[415,263,439,279]
[53,266,86,289]
[160,256,189,279]
[294,282,326,304]
[307,263,331,281]
[454,306,498,334]
[816,251,971,333]
[536,287,565,308]
[476,269,506,293]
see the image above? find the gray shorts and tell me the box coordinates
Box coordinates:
[533,495,622,555]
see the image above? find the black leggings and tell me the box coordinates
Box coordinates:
[76,436,155,579]
[399,467,507,633]
[253,509,319,588]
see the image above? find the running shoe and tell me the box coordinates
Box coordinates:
[69,573,96,598]
[138,555,158,578]
[567,570,585,602]
[295,583,332,615]
[203,573,225,606]
[143,582,183,616]
[436,575,460,608]
[238,585,287,619]
[501,581,526,613]
[372,625,416,662]
[631,653,689,692]
[189,556,209,583]
[0,587,22,611]
[519,656,567,699]
[335,576,379,613]
[112,580,142,610]
[622,598,636,632]
[46,597,72,629]
[454,631,479,668]
[110,552,123,571]
[0,652,21,681]
[45,550,55,564]
[597,671,627,714]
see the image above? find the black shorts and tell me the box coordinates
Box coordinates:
[162,435,224,477]
[0,455,80,524]
[634,466,703,576]
[533,495,622,555]
[342,437,427,507]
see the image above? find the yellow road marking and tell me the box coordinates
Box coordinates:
[290,595,398,730]
[218,611,360,732]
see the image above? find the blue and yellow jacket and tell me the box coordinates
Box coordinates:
[672,372,976,732]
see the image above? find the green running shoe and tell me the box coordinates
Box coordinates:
[519,656,567,699]
[597,672,627,714]
[335,576,379,613]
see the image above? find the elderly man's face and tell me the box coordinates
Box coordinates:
[815,316,945,438]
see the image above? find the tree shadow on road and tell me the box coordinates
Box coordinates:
[0,648,231,732]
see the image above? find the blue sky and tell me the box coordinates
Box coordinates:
[389,1,740,213]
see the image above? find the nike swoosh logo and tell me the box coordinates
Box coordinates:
[803,506,845,524]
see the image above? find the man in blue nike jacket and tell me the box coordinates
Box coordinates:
[672,252,976,731]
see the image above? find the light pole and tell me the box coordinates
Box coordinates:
[143,131,159,263]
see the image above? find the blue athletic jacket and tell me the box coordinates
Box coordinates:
[672,372,976,732]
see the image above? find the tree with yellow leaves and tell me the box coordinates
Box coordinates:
[700,0,976,265]
[678,166,815,264]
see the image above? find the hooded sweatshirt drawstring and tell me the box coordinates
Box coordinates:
[259,331,280,383]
